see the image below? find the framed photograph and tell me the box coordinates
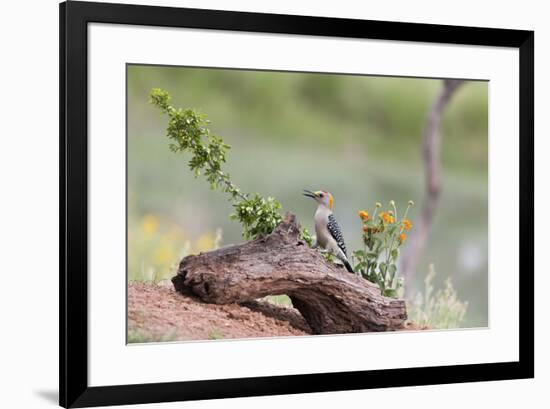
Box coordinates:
[60,1,534,407]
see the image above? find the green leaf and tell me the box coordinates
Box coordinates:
[384,289,398,298]
[366,252,378,260]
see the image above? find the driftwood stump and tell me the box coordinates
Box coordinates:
[172,213,407,334]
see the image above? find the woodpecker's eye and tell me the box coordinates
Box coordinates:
[318,193,324,197]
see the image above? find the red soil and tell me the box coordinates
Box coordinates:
[128,282,428,343]
[128,282,311,342]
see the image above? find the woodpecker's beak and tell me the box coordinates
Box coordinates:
[303,189,316,199]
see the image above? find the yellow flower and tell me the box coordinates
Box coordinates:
[358,210,369,221]
[399,233,407,243]
[402,218,412,230]
[141,214,159,236]
[153,245,173,265]
[196,233,215,252]
[379,212,395,224]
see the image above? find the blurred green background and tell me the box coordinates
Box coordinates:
[127,64,488,327]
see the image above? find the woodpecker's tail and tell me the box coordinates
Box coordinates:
[342,258,354,274]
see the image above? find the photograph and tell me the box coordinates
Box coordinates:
[126,64,488,343]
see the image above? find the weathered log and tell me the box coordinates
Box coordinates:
[172,213,407,334]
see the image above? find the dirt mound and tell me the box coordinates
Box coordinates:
[128,282,311,342]
[128,282,427,343]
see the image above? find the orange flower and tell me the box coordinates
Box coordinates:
[379,212,394,224]
[358,210,370,221]
[402,218,412,230]
[399,233,407,243]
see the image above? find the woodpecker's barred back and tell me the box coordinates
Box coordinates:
[327,214,347,257]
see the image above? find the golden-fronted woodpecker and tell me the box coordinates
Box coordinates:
[303,189,354,273]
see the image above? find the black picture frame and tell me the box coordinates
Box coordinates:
[60,1,534,407]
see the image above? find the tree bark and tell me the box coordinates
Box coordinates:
[172,213,407,334]
[400,79,464,297]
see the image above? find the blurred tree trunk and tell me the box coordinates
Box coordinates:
[400,79,463,297]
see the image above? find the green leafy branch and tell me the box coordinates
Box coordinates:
[150,88,282,240]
